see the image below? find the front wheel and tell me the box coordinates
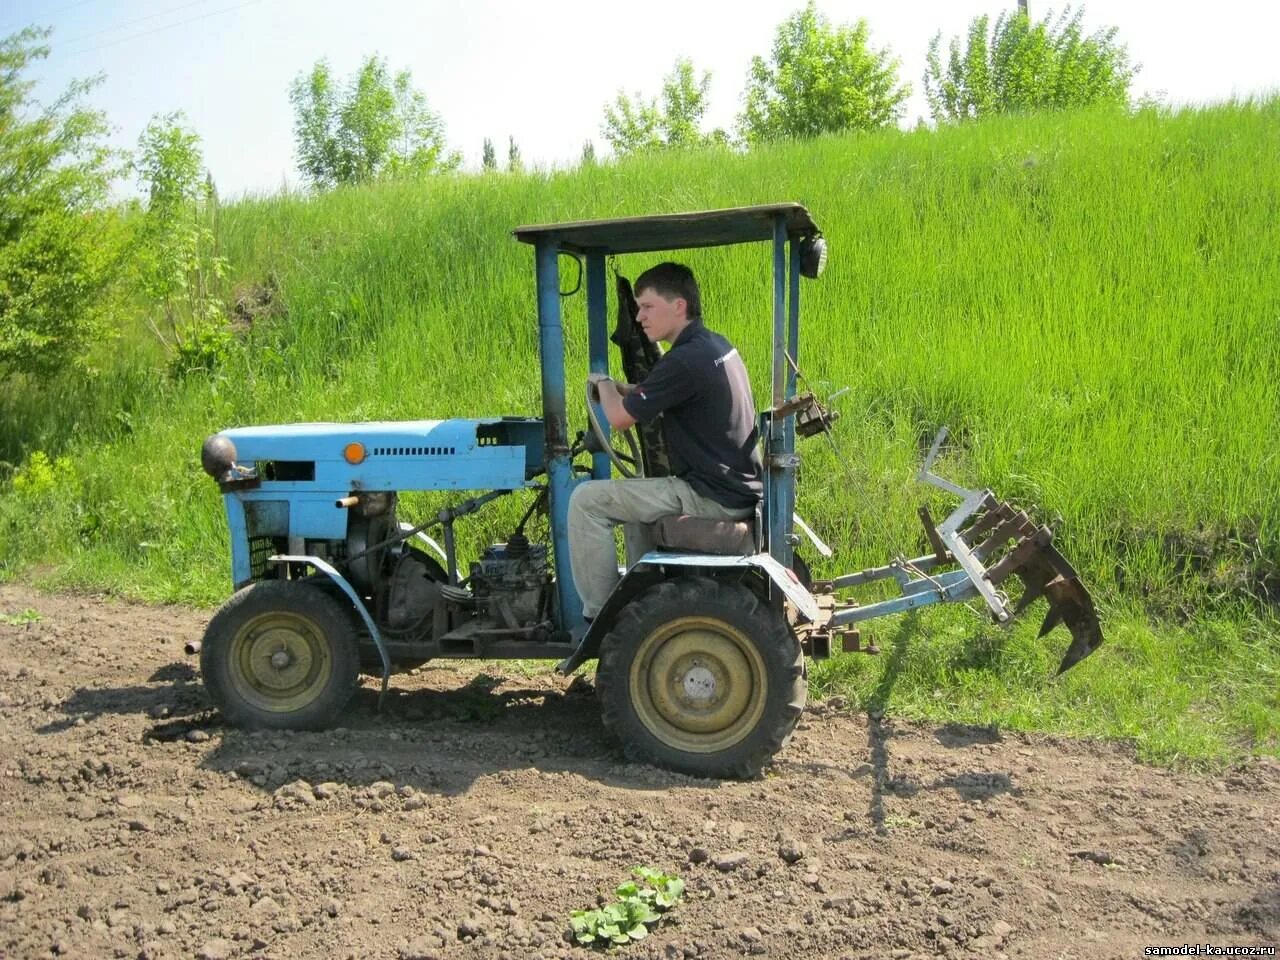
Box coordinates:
[596,577,806,779]
[201,579,360,730]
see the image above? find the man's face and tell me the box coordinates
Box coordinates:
[635,288,686,344]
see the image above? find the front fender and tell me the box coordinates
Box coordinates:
[269,554,391,705]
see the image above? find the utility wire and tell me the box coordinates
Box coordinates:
[58,0,222,48]
[55,0,264,59]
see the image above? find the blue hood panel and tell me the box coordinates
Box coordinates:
[222,419,499,461]
[217,417,545,494]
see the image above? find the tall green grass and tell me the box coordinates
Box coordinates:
[2,100,1276,762]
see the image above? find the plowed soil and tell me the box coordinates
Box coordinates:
[1,584,1276,960]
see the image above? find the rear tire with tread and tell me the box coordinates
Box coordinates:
[596,576,806,779]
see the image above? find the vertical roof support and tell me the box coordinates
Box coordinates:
[785,235,801,546]
[768,214,795,570]
[534,242,583,629]
[585,252,612,481]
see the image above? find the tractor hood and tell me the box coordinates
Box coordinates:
[221,420,485,462]
[201,417,546,493]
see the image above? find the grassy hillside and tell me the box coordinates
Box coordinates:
[2,100,1277,762]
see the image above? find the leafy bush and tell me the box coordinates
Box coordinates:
[289,56,461,189]
[602,58,726,156]
[167,323,234,381]
[1,449,81,578]
[132,113,232,377]
[11,451,75,498]
[0,27,128,381]
[739,2,909,144]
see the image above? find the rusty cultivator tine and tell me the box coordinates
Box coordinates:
[954,504,1103,675]
[914,428,1104,675]
[1018,545,1104,674]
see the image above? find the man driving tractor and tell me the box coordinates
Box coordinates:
[196,203,1102,779]
[569,262,763,622]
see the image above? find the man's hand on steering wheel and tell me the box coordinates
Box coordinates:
[586,371,614,404]
[585,376,643,478]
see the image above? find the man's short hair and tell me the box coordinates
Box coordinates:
[635,262,701,320]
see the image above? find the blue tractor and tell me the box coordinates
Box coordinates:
[199,204,1102,778]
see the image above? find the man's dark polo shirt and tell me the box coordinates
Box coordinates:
[621,319,763,510]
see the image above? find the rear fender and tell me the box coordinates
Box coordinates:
[555,551,819,675]
[638,552,820,621]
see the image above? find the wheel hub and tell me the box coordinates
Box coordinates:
[630,618,768,754]
[681,664,717,702]
[229,613,332,711]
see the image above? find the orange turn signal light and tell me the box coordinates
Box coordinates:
[343,442,366,465]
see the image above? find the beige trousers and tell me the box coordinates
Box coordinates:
[567,477,754,618]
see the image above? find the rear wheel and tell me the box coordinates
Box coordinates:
[596,577,806,779]
[201,580,359,730]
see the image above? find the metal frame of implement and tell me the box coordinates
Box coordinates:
[807,428,1103,675]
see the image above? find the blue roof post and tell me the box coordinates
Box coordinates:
[535,241,583,630]
[768,214,794,570]
[786,236,801,536]
[585,252,612,480]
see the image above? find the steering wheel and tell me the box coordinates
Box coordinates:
[585,381,643,478]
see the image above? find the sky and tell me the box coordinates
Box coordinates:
[7,0,1280,199]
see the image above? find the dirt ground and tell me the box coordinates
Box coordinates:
[1,583,1276,960]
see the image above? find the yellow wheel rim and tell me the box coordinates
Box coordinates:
[629,615,767,754]
[228,610,333,714]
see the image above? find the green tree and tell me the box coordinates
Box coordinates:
[924,6,1136,122]
[133,112,229,377]
[289,55,459,188]
[580,138,596,167]
[658,58,716,147]
[601,57,724,157]
[601,90,660,155]
[334,57,395,183]
[738,2,909,145]
[384,68,460,177]
[507,135,522,173]
[291,59,338,186]
[0,27,127,380]
[482,137,496,171]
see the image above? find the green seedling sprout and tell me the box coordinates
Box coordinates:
[569,866,685,948]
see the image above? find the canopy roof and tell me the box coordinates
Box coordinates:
[513,203,820,255]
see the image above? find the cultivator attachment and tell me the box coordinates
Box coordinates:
[813,429,1103,675]
[926,492,1104,674]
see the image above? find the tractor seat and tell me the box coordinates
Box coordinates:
[652,514,756,555]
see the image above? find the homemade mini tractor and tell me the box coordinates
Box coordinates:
[199,204,1103,779]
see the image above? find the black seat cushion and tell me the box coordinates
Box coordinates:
[653,515,754,555]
